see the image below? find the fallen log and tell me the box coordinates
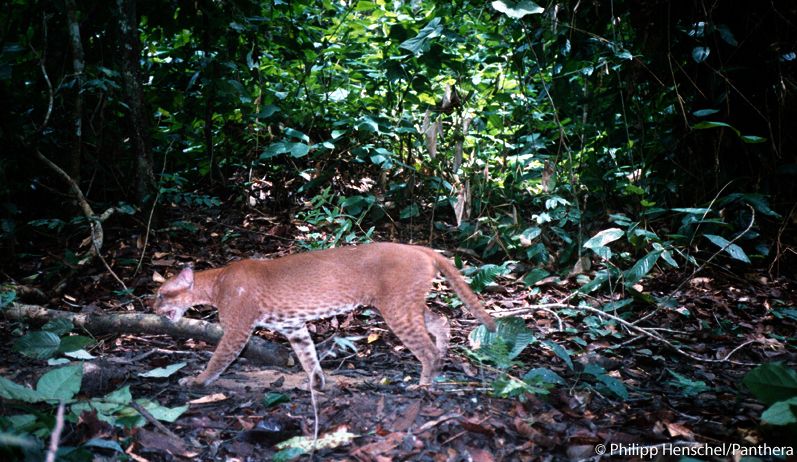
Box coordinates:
[4,303,292,367]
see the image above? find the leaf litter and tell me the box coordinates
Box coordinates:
[1,206,795,460]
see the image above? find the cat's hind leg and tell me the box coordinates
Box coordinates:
[274,322,326,390]
[380,300,442,385]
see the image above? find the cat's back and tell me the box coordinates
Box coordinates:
[223,243,431,282]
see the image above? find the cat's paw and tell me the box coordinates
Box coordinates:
[178,376,202,387]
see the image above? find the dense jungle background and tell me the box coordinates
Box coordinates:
[1,0,797,460]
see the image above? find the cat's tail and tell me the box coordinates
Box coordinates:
[425,249,497,332]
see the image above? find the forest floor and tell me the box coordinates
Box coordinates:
[2,205,796,461]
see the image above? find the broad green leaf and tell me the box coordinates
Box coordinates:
[260,141,291,159]
[138,362,186,378]
[492,376,544,397]
[0,377,44,403]
[4,414,38,431]
[666,369,709,397]
[652,243,679,267]
[761,398,797,425]
[743,363,797,405]
[288,142,310,158]
[491,0,544,19]
[399,204,419,219]
[771,307,797,322]
[64,349,95,360]
[591,245,613,260]
[263,392,291,408]
[36,364,82,402]
[99,386,133,407]
[356,116,379,133]
[84,438,125,453]
[542,340,573,370]
[326,88,349,102]
[42,318,74,336]
[578,270,612,293]
[0,289,16,309]
[692,120,733,131]
[283,127,309,142]
[399,18,443,55]
[468,317,536,369]
[597,375,629,400]
[258,105,280,118]
[58,335,94,353]
[623,251,661,285]
[691,46,710,63]
[515,226,541,243]
[136,400,188,422]
[716,24,738,46]
[703,234,751,263]
[522,268,550,286]
[340,195,372,215]
[583,228,623,249]
[600,298,634,312]
[672,207,711,215]
[692,109,719,117]
[0,432,37,449]
[273,447,305,462]
[717,193,781,218]
[523,368,565,385]
[740,134,766,144]
[14,331,61,359]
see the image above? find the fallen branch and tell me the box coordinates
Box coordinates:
[505,301,758,366]
[5,303,292,367]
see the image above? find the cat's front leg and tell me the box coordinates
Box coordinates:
[182,323,254,386]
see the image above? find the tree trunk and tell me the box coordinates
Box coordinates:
[114,0,156,205]
[63,0,84,184]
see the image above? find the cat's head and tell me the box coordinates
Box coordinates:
[152,267,196,322]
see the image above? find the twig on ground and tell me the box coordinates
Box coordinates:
[576,303,758,366]
[130,401,182,440]
[44,401,65,462]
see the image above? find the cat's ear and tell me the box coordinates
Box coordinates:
[171,267,194,290]
[152,271,166,283]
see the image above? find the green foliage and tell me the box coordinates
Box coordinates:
[274,427,357,461]
[138,362,186,378]
[468,317,537,370]
[0,287,16,310]
[296,188,375,249]
[744,363,797,428]
[12,319,94,360]
[263,392,291,408]
[582,363,629,400]
[466,317,563,400]
[666,370,710,397]
[465,262,514,293]
[159,173,221,208]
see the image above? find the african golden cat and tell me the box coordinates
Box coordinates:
[152,242,496,388]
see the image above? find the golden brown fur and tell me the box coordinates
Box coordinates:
[153,242,496,388]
